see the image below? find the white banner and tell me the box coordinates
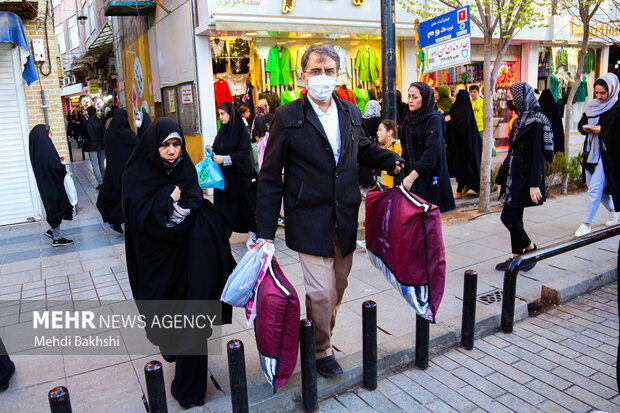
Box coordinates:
[424,36,471,72]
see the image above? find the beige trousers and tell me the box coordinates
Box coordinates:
[298,232,354,359]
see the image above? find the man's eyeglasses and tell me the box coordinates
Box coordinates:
[305,68,338,77]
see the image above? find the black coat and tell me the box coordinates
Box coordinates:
[401,111,456,212]
[591,101,620,207]
[256,95,404,257]
[97,109,138,225]
[28,125,73,228]
[497,122,546,208]
[81,116,105,151]
[539,89,565,154]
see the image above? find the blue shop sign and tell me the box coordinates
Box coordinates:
[417,6,471,48]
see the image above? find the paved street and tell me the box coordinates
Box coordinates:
[0,160,617,412]
[323,283,619,413]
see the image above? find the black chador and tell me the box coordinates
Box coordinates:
[122,118,234,407]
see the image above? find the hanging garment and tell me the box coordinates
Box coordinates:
[334,45,350,85]
[210,38,228,74]
[295,45,308,86]
[230,38,250,74]
[266,46,294,86]
[549,74,560,101]
[353,88,369,114]
[280,89,300,105]
[583,49,595,74]
[336,86,355,104]
[249,48,263,92]
[214,79,234,109]
[574,75,588,103]
[355,46,379,82]
[555,48,568,71]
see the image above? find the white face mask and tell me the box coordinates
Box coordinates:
[135,118,142,129]
[306,74,337,102]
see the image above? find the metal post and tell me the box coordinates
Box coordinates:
[48,386,72,413]
[144,360,168,413]
[380,0,397,122]
[415,314,429,369]
[227,339,249,413]
[300,320,318,411]
[362,301,377,390]
[461,270,478,350]
[501,258,522,333]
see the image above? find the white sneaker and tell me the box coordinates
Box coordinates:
[574,223,592,237]
[604,211,619,226]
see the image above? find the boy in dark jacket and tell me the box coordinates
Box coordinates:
[82,106,106,189]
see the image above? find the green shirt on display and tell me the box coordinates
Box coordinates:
[266,46,294,86]
[353,88,369,114]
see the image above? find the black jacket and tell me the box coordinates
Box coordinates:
[401,111,456,212]
[256,95,404,257]
[587,101,620,207]
[497,122,545,208]
[81,117,105,151]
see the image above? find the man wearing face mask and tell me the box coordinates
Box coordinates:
[256,44,404,378]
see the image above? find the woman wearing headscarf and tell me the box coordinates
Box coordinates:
[436,86,453,114]
[209,101,258,245]
[574,73,620,236]
[495,82,553,272]
[28,125,73,246]
[445,89,482,198]
[401,82,455,212]
[122,118,234,408]
[134,108,152,140]
[538,89,565,154]
[96,109,138,233]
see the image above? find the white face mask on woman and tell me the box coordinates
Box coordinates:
[306,74,337,102]
[135,114,143,130]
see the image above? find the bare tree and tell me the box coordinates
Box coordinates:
[400,0,550,212]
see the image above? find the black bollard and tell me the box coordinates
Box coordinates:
[461,270,478,350]
[144,360,168,413]
[49,386,72,413]
[415,315,429,370]
[362,301,377,390]
[227,339,249,413]
[300,319,318,411]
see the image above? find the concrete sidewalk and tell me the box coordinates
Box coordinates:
[0,160,617,413]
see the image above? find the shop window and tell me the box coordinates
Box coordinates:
[161,83,198,134]
[88,0,96,35]
[55,24,66,55]
[68,16,79,50]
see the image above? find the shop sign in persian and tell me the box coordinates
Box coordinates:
[168,90,176,113]
[181,85,193,104]
[89,81,100,94]
[417,6,470,48]
[424,36,471,72]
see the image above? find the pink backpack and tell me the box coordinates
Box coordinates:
[254,257,300,392]
[365,184,446,322]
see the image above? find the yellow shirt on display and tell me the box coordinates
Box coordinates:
[471,98,484,132]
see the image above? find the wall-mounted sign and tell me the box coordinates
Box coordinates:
[424,35,471,72]
[181,84,193,104]
[89,81,100,94]
[167,90,176,113]
[417,6,470,48]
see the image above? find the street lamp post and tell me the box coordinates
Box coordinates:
[381,0,397,122]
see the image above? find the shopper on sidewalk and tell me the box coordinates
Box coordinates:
[574,73,620,236]
[445,89,482,198]
[209,101,258,247]
[401,81,455,212]
[97,108,138,234]
[0,338,15,392]
[134,108,152,140]
[82,106,106,189]
[122,118,234,409]
[538,89,565,154]
[256,44,403,378]
[28,125,73,246]
[377,119,402,188]
[495,82,553,272]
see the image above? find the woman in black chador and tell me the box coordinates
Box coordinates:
[210,101,258,245]
[122,118,234,408]
[401,82,455,212]
[28,124,73,246]
[445,89,482,198]
[538,89,565,154]
[97,109,138,233]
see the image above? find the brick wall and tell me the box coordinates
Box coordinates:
[21,5,68,160]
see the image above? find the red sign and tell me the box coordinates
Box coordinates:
[457,9,467,23]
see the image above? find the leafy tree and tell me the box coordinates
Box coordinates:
[400,0,550,212]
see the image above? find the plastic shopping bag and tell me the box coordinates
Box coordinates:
[64,173,78,207]
[221,241,275,307]
[195,150,225,189]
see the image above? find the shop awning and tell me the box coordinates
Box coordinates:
[205,14,417,37]
[87,22,114,55]
[0,12,37,85]
[104,0,155,16]
[0,1,38,20]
